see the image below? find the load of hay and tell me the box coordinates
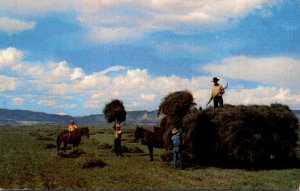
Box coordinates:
[208,104,299,167]
[158,90,195,117]
[158,90,299,168]
[158,91,196,149]
[103,99,126,123]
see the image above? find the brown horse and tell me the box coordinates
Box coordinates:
[57,127,90,152]
[134,126,164,161]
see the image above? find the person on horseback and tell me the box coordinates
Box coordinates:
[171,127,183,169]
[113,121,123,156]
[68,120,77,141]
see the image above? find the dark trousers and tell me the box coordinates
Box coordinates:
[213,96,223,108]
[173,147,182,169]
[114,137,122,156]
[68,132,72,141]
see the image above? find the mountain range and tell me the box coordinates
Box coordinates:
[0,108,160,125]
[0,108,299,126]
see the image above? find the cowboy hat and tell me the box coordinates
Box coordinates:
[172,128,179,134]
[212,77,220,82]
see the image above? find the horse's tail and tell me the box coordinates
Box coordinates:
[56,135,62,151]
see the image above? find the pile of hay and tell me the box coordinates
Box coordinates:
[103,99,126,123]
[58,149,86,158]
[158,89,299,168]
[158,91,196,149]
[82,159,107,168]
[158,90,195,117]
[207,104,299,167]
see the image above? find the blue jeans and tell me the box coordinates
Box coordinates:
[173,147,182,169]
[68,132,72,141]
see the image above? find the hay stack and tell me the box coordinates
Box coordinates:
[103,99,126,123]
[147,88,299,168]
[158,91,196,150]
[158,90,195,117]
[207,104,299,167]
[159,99,299,168]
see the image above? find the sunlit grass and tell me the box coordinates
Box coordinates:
[0,125,299,189]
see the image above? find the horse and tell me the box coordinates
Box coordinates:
[56,127,90,152]
[134,126,165,161]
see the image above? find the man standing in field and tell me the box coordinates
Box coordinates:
[113,121,123,157]
[207,77,225,108]
[171,127,183,169]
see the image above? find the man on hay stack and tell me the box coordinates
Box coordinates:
[207,77,227,108]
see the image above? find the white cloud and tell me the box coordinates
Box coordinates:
[100,65,128,75]
[0,0,75,15]
[0,47,23,68]
[12,97,24,105]
[87,27,144,42]
[140,93,156,102]
[0,75,16,91]
[1,47,300,115]
[76,0,281,41]
[0,0,282,41]
[202,56,300,89]
[225,86,300,108]
[70,67,85,81]
[0,17,36,33]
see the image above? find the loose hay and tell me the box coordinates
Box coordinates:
[160,103,299,168]
[82,159,107,168]
[158,90,195,117]
[37,136,54,141]
[103,99,126,123]
[58,149,86,158]
[97,143,113,150]
[125,146,144,153]
[44,144,56,149]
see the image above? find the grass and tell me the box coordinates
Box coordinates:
[0,124,299,190]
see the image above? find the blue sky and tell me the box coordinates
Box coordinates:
[0,0,299,116]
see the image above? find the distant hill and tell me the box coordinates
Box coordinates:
[0,108,298,126]
[0,108,160,125]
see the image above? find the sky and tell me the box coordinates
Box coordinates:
[0,0,299,116]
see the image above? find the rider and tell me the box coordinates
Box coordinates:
[68,120,78,141]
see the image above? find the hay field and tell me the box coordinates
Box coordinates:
[0,124,299,190]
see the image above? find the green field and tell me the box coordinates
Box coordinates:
[0,124,299,190]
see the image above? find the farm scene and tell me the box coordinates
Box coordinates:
[1,1,300,190]
[0,91,299,190]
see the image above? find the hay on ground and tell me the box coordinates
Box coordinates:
[58,149,86,158]
[97,143,113,150]
[82,159,107,168]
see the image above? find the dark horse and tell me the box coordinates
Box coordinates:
[134,126,164,161]
[57,127,90,152]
